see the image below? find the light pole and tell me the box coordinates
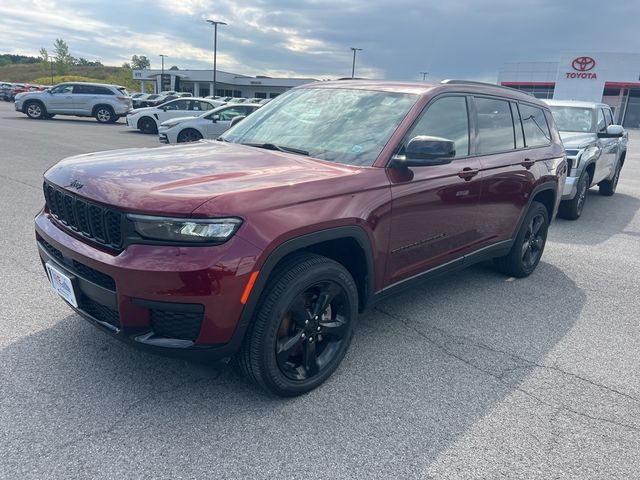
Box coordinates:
[50,59,54,84]
[350,47,363,78]
[159,54,167,93]
[419,71,429,81]
[206,19,227,97]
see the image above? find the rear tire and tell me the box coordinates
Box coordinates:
[494,201,549,278]
[235,253,358,397]
[599,160,622,196]
[177,128,203,143]
[138,116,157,134]
[94,106,115,123]
[25,101,46,119]
[558,171,589,220]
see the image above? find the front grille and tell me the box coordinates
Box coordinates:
[79,294,120,329]
[43,182,124,250]
[72,260,116,291]
[151,309,204,341]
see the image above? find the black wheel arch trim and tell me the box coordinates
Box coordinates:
[510,181,556,243]
[226,226,376,357]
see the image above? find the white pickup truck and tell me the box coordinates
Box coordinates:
[545,100,628,220]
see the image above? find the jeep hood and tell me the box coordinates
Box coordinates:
[559,131,597,149]
[44,141,359,216]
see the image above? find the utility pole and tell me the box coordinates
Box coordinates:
[159,54,167,92]
[350,47,363,78]
[50,59,54,84]
[206,19,227,97]
[420,71,429,81]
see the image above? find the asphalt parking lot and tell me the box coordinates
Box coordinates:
[1,100,639,479]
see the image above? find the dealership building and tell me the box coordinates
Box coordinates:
[498,52,640,128]
[132,68,316,99]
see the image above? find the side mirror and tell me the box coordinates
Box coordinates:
[598,125,624,138]
[393,136,456,167]
[229,115,246,127]
[211,114,220,122]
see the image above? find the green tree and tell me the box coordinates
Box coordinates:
[168,65,179,70]
[53,38,73,74]
[39,48,49,68]
[131,55,150,70]
[121,62,131,69]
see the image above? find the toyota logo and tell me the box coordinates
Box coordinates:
[572,56,596,72]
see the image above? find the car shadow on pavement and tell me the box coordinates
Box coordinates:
[1,115,125,126]
[550,192,640,245]
[0,261,595,478]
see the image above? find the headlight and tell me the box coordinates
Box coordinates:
[127,215,242,243]
[162,122,179,129]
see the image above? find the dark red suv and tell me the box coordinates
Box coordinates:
[36,80,566,396]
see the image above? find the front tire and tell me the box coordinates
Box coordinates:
[558,171,589,220]
[138,116,157,134]
[25,101,46,119]
[599,160,622,196]
[94,106,115,123]
[177,128,203,143]
[236,253,358,397]
[494,201,549,278]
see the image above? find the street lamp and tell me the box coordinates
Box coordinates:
[206,19,227,97]
[419,71,429,81]
[159,54,168,93]
[350,47,363,78]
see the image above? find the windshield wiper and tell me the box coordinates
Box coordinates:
[242,142,309,156]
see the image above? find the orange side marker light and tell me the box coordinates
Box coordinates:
[240,271,260,305]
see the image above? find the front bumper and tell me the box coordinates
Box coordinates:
[35,210,262,360]
[562,175,578,200]
[159,133,169,144]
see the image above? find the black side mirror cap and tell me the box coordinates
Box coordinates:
[393,136,456,167]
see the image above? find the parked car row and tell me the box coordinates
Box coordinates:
[0,82,48,101]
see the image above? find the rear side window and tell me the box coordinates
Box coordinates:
[94,86,114,95]
[404,96,470,158]
[163,100,190,110]
[475,97,515,154]
[519,104,551,147]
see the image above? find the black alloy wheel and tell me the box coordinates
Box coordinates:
[236,253,358,397]
[177,129,203,143]
[559,171,589,220]
[494,200,549,278]
[521,212,546,271]
[275,280,350,381]
[138,117,157,134]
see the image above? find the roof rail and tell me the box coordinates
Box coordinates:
[440,79,528,95]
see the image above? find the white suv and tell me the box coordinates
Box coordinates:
[125,97,225,134]
[15,82,132,123]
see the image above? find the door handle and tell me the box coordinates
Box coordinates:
[521,158,536,169]
[458,167,479,181]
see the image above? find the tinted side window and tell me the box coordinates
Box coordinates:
[605,108,614,126]
[404,96,469,158]
[94,86,114,95]
[475,97,514,154]
[164,100,190,110]
[520,104,551,147]
[50,84,72,94]
[511,102,525,149]
[596,108,606,132]
[72,84,90,94]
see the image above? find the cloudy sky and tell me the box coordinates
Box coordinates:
[1,0,639,81]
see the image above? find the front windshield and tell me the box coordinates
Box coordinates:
[550,106,594,133]
[221,87,418,166]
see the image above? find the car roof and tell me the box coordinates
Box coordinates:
[544,99,609,109]
[300,79,547,106]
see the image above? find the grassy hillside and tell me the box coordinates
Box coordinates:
[0,64,150,92]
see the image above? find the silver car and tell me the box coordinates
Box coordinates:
[14,82,132,123]
[545,100,628,220]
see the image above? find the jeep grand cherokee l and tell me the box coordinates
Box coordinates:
[36,80,566,396]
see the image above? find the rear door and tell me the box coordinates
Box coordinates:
[385,94,485,286]
[72,84,99,114]
[474,98,544,244]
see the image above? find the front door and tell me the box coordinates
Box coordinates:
[157,99,194,123]
[385,95,485,286]
[47,84,75,113]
